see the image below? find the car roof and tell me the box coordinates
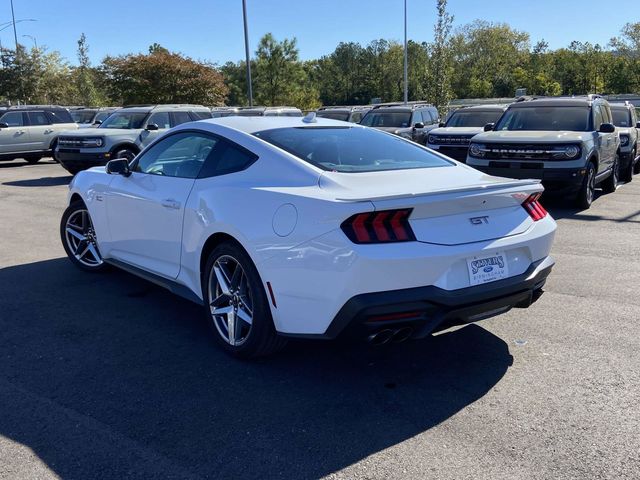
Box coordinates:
[119,104,209,113]
[198,115,354,134]
[455,104,508,111]
[509,98,596,108]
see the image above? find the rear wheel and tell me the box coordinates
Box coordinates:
[60,201,106,272]
[601,155,619,194]
[632,149,640,175]
[203,242,286,358]
[575,162,596,209]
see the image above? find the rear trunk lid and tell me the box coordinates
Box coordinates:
[319,166,543,245]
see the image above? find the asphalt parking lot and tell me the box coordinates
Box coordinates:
[1,158,639,480]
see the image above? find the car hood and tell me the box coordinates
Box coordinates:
[58,128,141,138]
[429,127,484,136]
[472,130,589,143]
[616,127,633,134]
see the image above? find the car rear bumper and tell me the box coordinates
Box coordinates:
[285,256,554,340]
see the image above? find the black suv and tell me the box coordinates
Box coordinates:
[359,102,440,144]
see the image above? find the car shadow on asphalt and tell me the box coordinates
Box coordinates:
[3,176,73,187]
[0,258,513,479]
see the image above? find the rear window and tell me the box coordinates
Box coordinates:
[495,106,591,132]
[254,126,452,173]
[611,108,632,128]
[360,111,411,128]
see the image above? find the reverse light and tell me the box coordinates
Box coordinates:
[341,209,416,244]
[522,192,548,221]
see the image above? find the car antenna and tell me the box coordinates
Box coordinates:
[302,111,317,123]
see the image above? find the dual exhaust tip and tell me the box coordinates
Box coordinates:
[367,327,414,346]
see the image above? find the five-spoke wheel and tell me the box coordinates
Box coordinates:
[60,201,105,271]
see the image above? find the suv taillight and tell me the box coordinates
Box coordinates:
[341,209,416,244]
[522,192,547,221]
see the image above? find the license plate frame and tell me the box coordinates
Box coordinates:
[466,251,509,286]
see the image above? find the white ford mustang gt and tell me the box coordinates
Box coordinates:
[60,115,556,357]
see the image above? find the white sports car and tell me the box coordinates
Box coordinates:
[60,115,556,358]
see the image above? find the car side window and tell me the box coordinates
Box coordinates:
[147,112,171,129]
[27,111,51,126]
[0,111,25,126]
[198,140,258,178]
[191,110,213,120]
[430,108,440,123]
[134,132,218,179]
[422,111,433,124]
[600,105,612,124]
[45,110,73,124]
[171,111,192,126]
[593,105,604,130]
[350,112,363,123]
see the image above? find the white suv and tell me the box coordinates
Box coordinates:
[0,106,78,164]
[56,104,212,174]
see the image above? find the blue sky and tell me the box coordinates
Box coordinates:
[4,0,634,65]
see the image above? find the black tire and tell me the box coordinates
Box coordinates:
[113,148,137,162]
[202,241,287,359]
[633,149,640,175]
[24,156,41,164]
[622,154,634,183]
[60,200,106,273]
[50,140,60,163]
[63,165,83,175]
[576,162,596,209]
[601,154,619,194]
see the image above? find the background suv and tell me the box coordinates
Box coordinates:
[610,102,640,180]
[56,104,212,174]
[427,104,508,162]
[359,102,440,144]
[70,107,120,128]
[0,105,77,164]
[316,106,372,123]
[467,96,619,209]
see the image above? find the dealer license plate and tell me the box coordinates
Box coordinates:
[466,252,509,286]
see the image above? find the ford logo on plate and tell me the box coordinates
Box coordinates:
[483,266,494,273]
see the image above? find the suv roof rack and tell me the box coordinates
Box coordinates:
[371,101,434,110]
[317,105,372,111]
[5,104,68,110]
[122,104,206,109]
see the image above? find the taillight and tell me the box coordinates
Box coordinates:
[341,209,416,244]
[522,192,547,221]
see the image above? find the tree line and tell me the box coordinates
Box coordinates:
[1,6,639,112]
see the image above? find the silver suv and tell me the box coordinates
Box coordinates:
[467,96,620,209]
[427,104,508,162]
[359,102,440,144]
[56,104,212,174]
[316,106,372,123]
[610,102,640,181]
[70,107,120,128]
[0,105,78,164]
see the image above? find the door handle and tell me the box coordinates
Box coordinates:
[161,199,181,209]
[44,129,54,134]
[16,130,25,135]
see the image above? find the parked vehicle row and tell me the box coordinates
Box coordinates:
[61,114,556,358]
[359,101,441,144]
[69,107,121,128]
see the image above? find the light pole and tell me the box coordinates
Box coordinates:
[10,0,18,51]
[242,0,253,107]
[22,34,36,50]
[403,0,408,104]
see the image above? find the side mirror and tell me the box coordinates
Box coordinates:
[106,158,131,177]
[484,123,495,132]
[439,122,446,127]
[0,122,9,129]
[145,123,159,131]
[92,120,102,126]
[413,122,425,129]
[636,121,640,129]
[598,123,615,134]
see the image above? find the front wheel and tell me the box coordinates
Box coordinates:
[60,201,106,272]
[601,155,619,194]
[575,162,596,209]
[203,242,287,358]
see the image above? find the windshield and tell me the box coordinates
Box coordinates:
[611,109,632,127]
[495,106,591,132]
[94,111,113,123]
[71,111,97,124]
[254,126,452,173]
[446,110,503,128]
[360,111,411,128]
[317,111,350,122]
[99,112,148,129]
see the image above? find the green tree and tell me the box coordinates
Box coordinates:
[75,33,102,106]
[102,46,228,105]
[428,0,454,110]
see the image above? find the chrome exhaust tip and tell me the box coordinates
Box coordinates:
[367,329,394,346]
[392,326,414,343]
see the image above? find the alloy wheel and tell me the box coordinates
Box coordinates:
[208,255,254,346]
[64,209,103,267]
